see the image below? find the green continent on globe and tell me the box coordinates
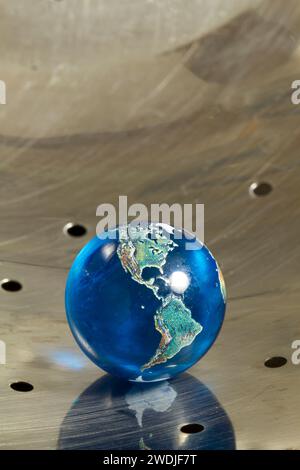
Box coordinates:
[117,224,203,370]
[141,295,202,370]
[117,224,176,297]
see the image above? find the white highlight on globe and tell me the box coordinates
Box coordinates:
[101,242,117,261]
[169,271,190,294]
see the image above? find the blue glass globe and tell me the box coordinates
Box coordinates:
[65,223,226,382]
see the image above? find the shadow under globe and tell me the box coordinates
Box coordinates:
[58,373,235,450]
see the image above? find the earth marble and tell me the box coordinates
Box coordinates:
[65,223,226,382]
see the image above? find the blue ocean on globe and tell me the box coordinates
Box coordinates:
[65,223,226,382]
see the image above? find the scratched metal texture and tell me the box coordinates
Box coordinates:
[0,0,299,450]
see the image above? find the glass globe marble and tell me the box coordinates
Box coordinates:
[65,223,226,382]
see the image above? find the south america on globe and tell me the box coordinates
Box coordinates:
[65,223,226,382]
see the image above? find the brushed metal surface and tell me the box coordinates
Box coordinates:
[0,0,299,450]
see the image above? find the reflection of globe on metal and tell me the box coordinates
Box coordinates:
[58,373,235,450]
[65,223,226,382]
